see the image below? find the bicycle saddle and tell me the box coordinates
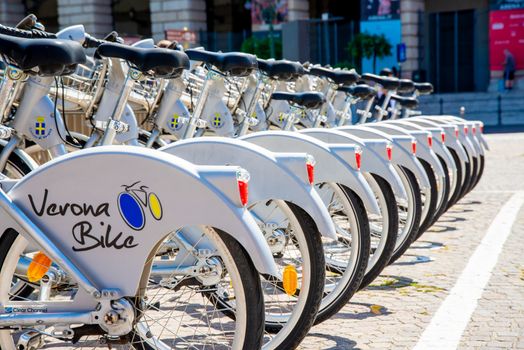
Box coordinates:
[271,91,325,109]
[308,66,360,85]
[398,79,415,94]
[186,49,257,77]
[257,59,305,80]
[391,94,418,109]
[0,33,85,75]
[414,82,434,95]
[96,42,190,78]
[338,84,376,100]
[361,73,400,90]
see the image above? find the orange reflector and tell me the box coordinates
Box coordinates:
[411,141,417,155]
[282,265,298,296]
[27,252,52,283]
[441,132,446,143]
[386,144,393,161]
[355,149,362,170]
[427,135,433,148]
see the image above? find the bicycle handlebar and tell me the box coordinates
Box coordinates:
[0,23,57,39]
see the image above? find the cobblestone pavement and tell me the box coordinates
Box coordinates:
[300,132,524,350]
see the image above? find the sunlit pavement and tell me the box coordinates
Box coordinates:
[300,132,524,350]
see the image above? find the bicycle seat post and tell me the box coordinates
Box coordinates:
[182,69,219,139]
[99,66,140,146]
[236,71,267,136]
[357,96,375,124]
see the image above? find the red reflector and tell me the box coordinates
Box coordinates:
[472,126,476,134]
[411,141,417,155]
[480,125,484,133]
[386,144,393,161]
[236,168,250,206]
[355,150,362,170]
[306,163,315,184]
[427,135,433,148]
[441,132,446,143]
[455,128,459,138]
[238,180,248,206]
[464,126,468,134]
[305,154,315,185]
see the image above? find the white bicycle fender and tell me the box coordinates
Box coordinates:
[464,122,484,156]
[337,126,431,189]
[437,116,489,153]
[299,128,408,200]
[473,121,490,151]
[241,131,381,215]
[386,121,457,172]
[416,116,478,158]
[368,124,446,178]
[5,146,278,295]
[456,123,479,158]
[408,118,470,162]
[159,137,337,239]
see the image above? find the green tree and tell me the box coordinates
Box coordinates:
[347,32,392,74]
[241,36,282,59]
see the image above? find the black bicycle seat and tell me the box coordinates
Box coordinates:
[96,42,189,78]
[361,73,400,90]
[308,66,360,85]
[414,82,434,95]
[391,94,418,109]
[0,33,85,75]
[398,79,415,93]
[186,49,257,77]
[257,59,305,81]
[271,91,325,109]
[338,84,376,100]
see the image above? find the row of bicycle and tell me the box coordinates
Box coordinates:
[0,15,488,350]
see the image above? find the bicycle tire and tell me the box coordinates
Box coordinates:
[315,184,370,322]
[417,159,438,236]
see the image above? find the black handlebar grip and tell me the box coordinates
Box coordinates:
[0,24,56,39]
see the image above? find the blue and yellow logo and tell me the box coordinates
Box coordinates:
[169,114,182,130]
[30,116,51,139]
[118,182,162,231]
[212,112,223,128]
[35,117,46,136]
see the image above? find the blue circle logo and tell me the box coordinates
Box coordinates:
[118,192,145,230]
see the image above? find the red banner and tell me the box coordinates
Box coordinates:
[489,9,524,70]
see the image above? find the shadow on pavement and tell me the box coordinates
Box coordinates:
[393,254,433,266]
[409,241,444,250]
[426,224,458,233]
[306,333,359,349]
